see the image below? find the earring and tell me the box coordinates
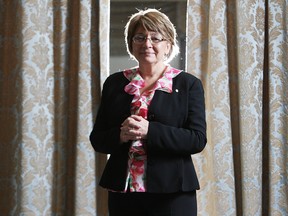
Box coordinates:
[164,53,168,61]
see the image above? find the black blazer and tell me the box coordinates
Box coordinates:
[90,71,207,193]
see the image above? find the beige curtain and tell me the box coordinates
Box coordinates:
[187,0,288,215]
[0,0,109,215]
[0,0,287,216]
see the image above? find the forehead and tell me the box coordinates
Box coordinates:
[134,26,160,35]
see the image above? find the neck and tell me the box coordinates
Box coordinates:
[138,63,167,80]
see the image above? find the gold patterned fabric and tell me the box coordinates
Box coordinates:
[0,0,109,215]
[187,0,288,215]
[0,0,287,215]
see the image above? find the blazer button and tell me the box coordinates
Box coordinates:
[148,114,155,121]
[147,160,154,166]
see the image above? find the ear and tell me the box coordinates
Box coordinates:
[165,43,172,55]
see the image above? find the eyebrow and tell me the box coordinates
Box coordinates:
[134,32,161,36]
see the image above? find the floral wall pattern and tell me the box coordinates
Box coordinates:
[186,0,287,215]
[0,0,287,215]
[0,0,109,215]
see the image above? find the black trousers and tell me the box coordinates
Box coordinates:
[108,190,197,216]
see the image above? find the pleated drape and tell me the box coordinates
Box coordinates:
[186,0,288,215]
[0,0,109,215]
[0,0,287,216]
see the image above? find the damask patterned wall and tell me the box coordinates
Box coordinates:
[0,0,287,215]
[0,0,110,215]
[187,0,288,215]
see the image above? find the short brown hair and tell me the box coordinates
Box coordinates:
[124,8,179,62]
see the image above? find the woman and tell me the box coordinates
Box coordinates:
[90,8,207,216]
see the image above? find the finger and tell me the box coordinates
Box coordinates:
[130,115,143,121]
[121,116,133,126]
[122,120,135,131]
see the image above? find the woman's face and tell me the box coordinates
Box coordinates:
[131,26,171,66]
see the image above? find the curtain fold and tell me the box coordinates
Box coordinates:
[0,0,110,215]
[0,0,287,215]
[0,1,24,214]
[186,0,287,215]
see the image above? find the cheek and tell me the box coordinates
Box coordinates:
[158,46,169,56]
[166,44,171,54]
[131,43,140,53]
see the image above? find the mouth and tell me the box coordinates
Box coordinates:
[141,52,155,55]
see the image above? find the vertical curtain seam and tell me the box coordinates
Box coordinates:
[262,0,270,215]
[226,1,243,215]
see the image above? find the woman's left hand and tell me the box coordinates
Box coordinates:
[120,115,149,142]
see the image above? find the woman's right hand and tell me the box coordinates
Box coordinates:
[120,115,148,143]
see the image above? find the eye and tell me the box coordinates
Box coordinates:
[151,36,163,43]
[133,35,145,43]
[132,34,165,44]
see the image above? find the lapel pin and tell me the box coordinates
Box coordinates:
[175,89,179,92]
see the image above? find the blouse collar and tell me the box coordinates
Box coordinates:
[123,66,182,95]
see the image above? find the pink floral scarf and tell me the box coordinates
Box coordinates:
[123,66,181,192]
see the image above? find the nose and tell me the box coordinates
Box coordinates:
[143,37,153,47]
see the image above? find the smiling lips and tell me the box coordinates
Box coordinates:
[141,52,155,55]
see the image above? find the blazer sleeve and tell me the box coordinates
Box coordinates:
[89,73,132,154]
[146,75,207,156]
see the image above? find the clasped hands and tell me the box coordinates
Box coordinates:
[120,115,149,143]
